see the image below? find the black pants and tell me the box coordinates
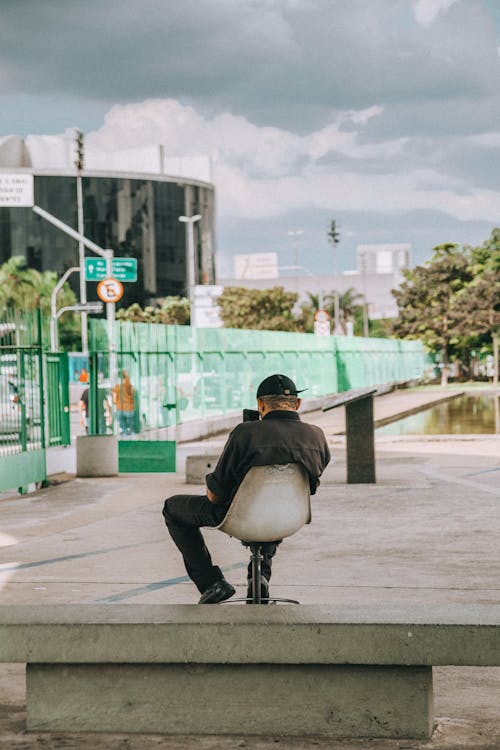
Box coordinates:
[162,494,280,594]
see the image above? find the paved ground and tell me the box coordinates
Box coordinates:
[0,387,499,748]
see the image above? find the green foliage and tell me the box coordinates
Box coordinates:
[391,230,500,382]
[0,256,79,349]
[296,287,367,334]
[216,286,298,331]
[116,297,190,325]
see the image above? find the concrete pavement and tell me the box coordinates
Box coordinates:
[0,387,500,748]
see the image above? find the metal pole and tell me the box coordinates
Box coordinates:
[179,214,201,324]
[32,205,107,257]
[76,175,88,353]
[50,266,80,351]
[104,249,117,390]
[73,129,88,354]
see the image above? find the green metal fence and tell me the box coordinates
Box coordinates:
[89,320,427,434]
[0,311,70,493]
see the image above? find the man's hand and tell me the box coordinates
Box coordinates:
[207,488,224,504]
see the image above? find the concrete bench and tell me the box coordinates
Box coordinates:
[1,604,499,739]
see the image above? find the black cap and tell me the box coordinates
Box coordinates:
[256,374,306,398]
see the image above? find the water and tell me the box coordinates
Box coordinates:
[377,394,500,436]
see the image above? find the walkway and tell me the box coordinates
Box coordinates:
[0,386,499,748]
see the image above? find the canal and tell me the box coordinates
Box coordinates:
[377,393,500,435]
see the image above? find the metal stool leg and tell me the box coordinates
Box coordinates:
[250,543,263,604]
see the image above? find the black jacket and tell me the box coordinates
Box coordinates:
[206,410,330,503]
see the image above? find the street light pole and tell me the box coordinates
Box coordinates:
[179,213,201,324]
[50,267,80,351]
[287,230,303,294]
[74,129,88,354]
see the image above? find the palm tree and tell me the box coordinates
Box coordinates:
[0,256,40,312]
[324,287,365,334]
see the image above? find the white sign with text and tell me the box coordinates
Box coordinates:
[0,173,34,207]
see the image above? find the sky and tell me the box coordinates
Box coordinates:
[1,0,500,277]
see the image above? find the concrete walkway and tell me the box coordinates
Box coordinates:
[0,387,499,748]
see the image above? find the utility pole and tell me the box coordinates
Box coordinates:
[179,214,201,324]
[74,129,88,354]
[328,219,341,334]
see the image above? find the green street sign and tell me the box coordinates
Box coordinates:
[85,257,137,282]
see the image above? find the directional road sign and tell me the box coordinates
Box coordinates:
[85,257,137,282]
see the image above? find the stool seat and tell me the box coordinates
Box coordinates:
[218,463,311,604]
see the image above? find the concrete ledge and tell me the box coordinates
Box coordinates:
[1,604,499,665]
[2,605,499,739]
[157,393,340,443]
[26,663,433,738]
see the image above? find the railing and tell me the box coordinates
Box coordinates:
[0,310,70,493]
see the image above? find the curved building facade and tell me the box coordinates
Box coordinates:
[0,136,216,308]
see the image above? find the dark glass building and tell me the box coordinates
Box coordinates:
[0,170,216,308]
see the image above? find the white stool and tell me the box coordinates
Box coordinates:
[218,463,311,604]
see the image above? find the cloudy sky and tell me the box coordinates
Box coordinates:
[2,0,500,276]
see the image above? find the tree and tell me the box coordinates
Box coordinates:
[391,244,473,385]
[0,257,79,349]
[452,229,500,384]
[216,286,298,331]
[116,297,190,326]
[452,271,500,384]
[0,257,41,310]
[297,287,365,335]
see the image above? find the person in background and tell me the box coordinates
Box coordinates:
[78,387,89,433]
[112,370,136,436]
[79,383,112,434]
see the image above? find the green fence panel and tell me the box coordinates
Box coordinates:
[0,310,49,493]
[118,440,176,473]
[0,448,46,494]
[89,319,427,435]
[45,352,70,447]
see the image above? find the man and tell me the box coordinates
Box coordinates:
[162,374,330,603]
[111,370,136,436]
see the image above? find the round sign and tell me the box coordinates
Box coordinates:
[314,309,330,322]
[97,277,124,303]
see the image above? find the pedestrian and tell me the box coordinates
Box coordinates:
[162,373,330,603]
[79,383,112,434]
[78,387,89,433]
[112,370,136,436]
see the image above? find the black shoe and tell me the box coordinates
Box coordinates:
[246,576,269,604]
[199,579,236,604]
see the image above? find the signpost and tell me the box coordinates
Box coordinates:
[314,309,331,337]
[85,258,137,282]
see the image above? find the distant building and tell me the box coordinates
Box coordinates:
[220,243,412,320]
[0,133,216,308]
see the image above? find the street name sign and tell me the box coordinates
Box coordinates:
[85,257,137,282]
[0,173,34,207]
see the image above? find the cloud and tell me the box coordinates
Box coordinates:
[1,0,498,132]
[413,0,460,26]
[88,97,500,226]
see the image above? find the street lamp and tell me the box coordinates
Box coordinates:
[74,129,88,354]
[287,230,304,293]
[179,214,202,317]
